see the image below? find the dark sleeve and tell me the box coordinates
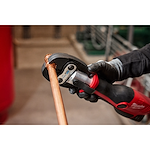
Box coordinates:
[116,43,150,80]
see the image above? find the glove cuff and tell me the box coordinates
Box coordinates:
[107,58,123,80]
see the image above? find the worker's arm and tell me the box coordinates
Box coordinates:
[117,43,150,80]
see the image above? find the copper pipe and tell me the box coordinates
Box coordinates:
[45,54,68,125]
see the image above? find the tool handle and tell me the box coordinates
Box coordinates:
[90,74,150,121]
[74,71,150,122]
[45,55,68,125]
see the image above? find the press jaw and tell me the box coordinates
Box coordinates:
[42,53,89,83]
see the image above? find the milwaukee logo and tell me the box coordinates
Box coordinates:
[130,103,145,109]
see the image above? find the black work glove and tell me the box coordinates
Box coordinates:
[69,58,123,102]
[69,87,99,103]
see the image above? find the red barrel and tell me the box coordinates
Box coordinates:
[0,25,14,124]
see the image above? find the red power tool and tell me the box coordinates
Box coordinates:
[42,53,150,122]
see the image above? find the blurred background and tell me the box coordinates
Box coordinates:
[1,25,150,125]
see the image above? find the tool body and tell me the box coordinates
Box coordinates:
[42,53,150,122]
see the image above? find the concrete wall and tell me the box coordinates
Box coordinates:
[12,25,84,39]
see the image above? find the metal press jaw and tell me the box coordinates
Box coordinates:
[41,53,91,88]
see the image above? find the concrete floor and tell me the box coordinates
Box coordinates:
[4,36,131,125]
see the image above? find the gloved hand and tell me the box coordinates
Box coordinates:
[69,58,123,102]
